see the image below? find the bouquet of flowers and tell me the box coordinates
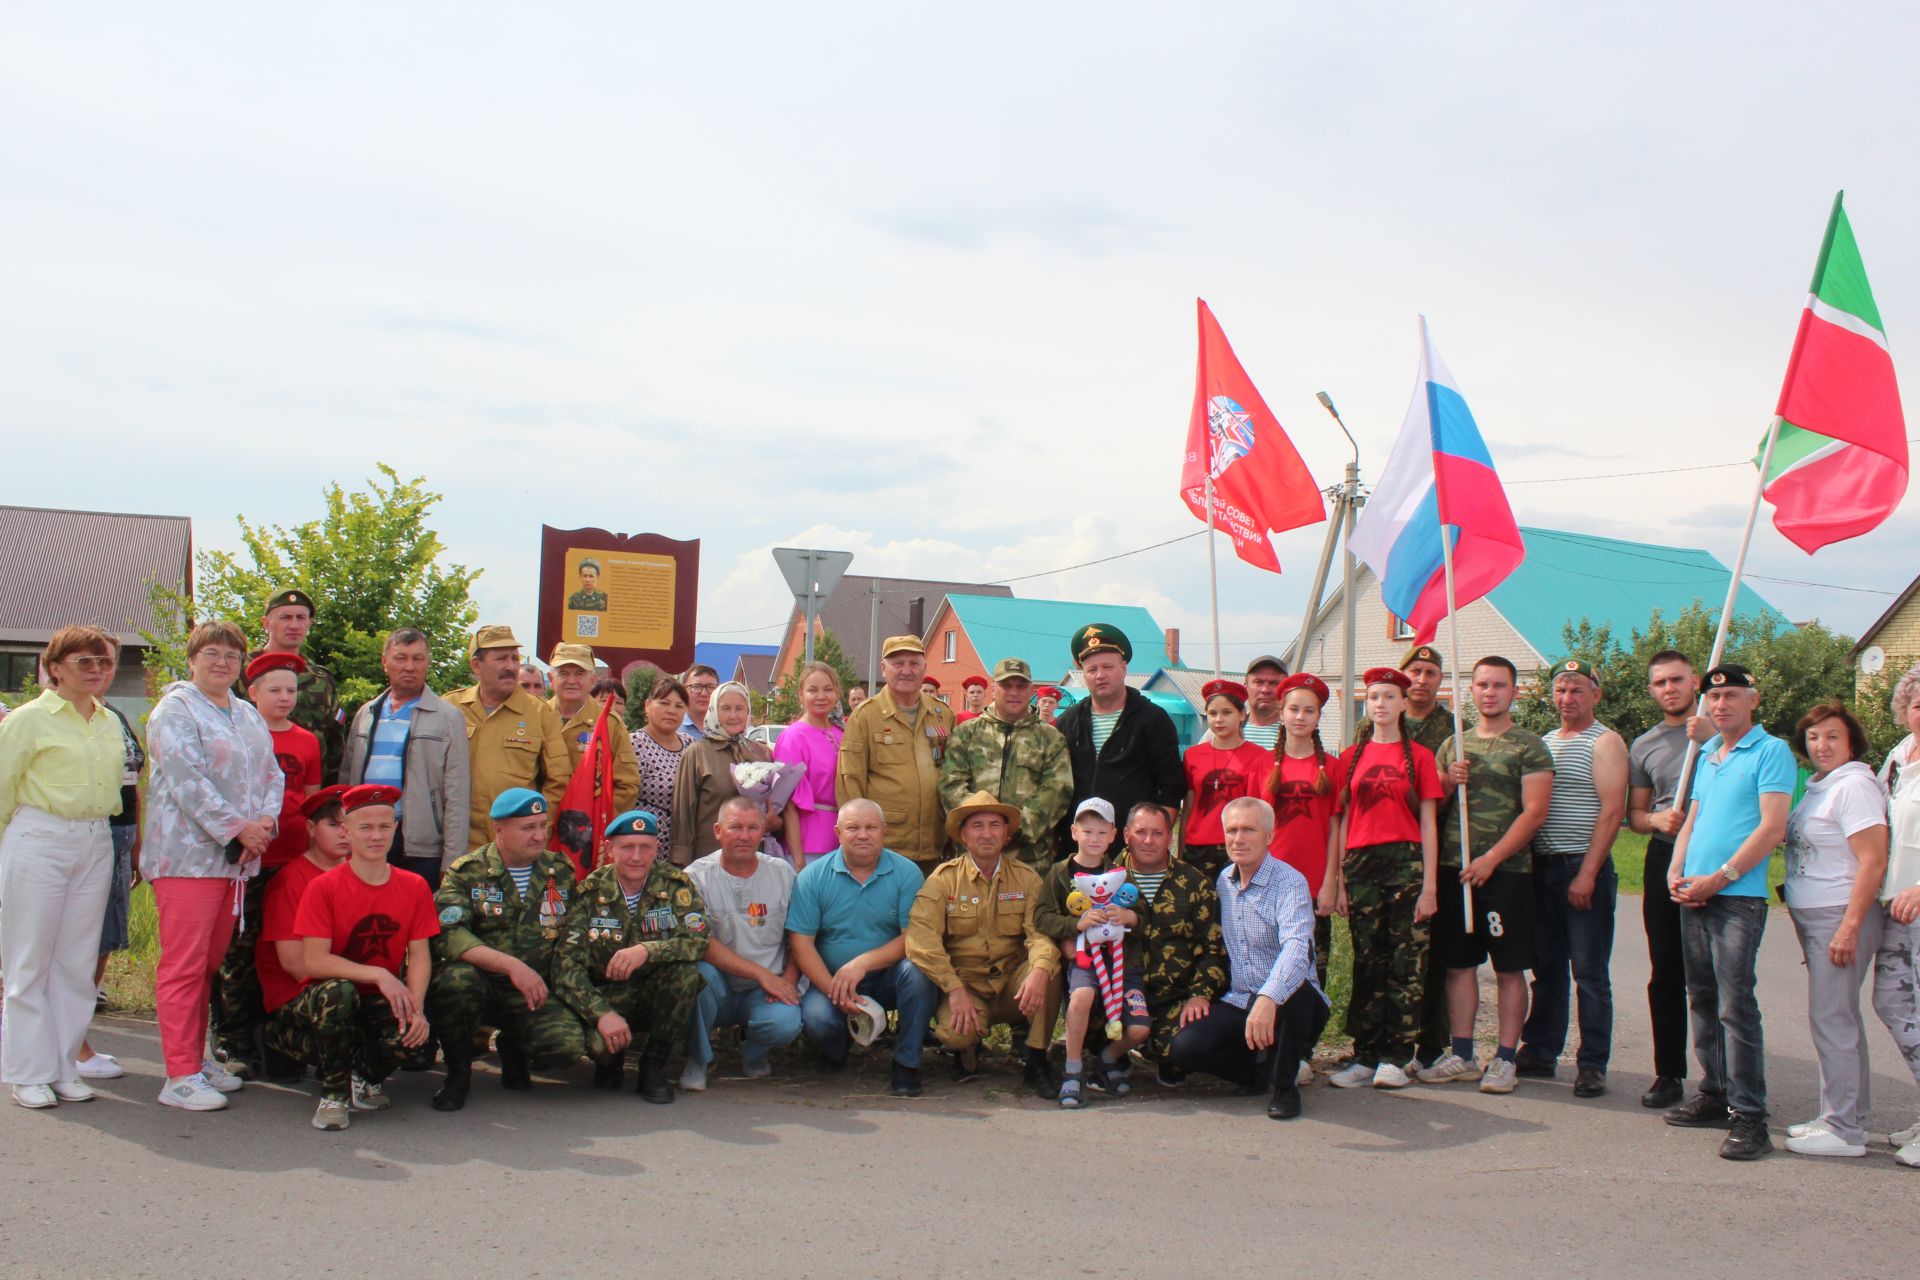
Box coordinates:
[731,759,808,862]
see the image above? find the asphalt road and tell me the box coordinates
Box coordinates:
[4,903,1915,1280]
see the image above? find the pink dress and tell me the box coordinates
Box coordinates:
[773,719,844,857]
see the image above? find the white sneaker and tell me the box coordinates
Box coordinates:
[1786,1129,1866,1158]
[312,1097,350,1131]
[158,1074,229,1111]
[1890,1120,1920,1147]
[1786,1120,1828,1140]
[1296,1060,1315,1087]
[75,1053,124,1079]
[678,1060,709,1092]
[11,1084,58,1109]
[1372,1062,1410,1089]
[50,1079,94,1102]
[1479,1058,1518,1094]
[199,1059,243,1093]
[1896,1138,1920,1168]
[1328,1062,1375,1089]
[350,1075,391,1111]
[1417,1052,1483,1084]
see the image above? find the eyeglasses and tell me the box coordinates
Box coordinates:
[198,651,243,667]
[65,655,115,672]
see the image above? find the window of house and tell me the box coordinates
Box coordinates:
[1,651,40,692]
[943,630,957,662]
[1388,614,1415,642]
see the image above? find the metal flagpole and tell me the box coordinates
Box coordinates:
[1671,415,1785,804]
[1439,520,1475,934]
[1340,482,1359,744]
[1205,468,1223,678]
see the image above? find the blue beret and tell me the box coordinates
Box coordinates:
[489,788,547,821]
[604,809,661,839]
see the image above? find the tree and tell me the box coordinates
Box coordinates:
[1516,603,1869,757]
[765,629,860,725]
[142,466,480,712]
[623,664,662,732]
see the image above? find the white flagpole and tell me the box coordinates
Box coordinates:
[1671,415,1785,804]
[1205,467,1223,679]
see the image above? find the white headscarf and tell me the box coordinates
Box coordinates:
[703,680,755,745]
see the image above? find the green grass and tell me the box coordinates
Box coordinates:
[103,883,159,1013]
[1609,830,1785,897]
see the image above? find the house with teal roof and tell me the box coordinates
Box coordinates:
[1293,526,1789,743]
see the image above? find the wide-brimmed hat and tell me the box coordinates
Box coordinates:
[945,790,1023,841]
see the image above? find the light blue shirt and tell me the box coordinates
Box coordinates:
[786,847,924,974]
[363,694,418,814]
[1684,725,1797,897]
[1215,855,1325,1009]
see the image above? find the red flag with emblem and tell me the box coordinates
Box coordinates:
[1180,299,1327,573]
[549,700,616,877]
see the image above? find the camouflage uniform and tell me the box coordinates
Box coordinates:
[1344,840,1430,1068]
[1402,709,1454,759]
[937,711,1073,867]
[212,865,281,1070]
[428,845,591,1069]
[554,861,709,1057]
[263,978,408,1099]
[1118,851,1229,1058]
[241,651,345,784]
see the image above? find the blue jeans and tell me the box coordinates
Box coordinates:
[1680,894,1770,1118]
[799,958,938,1069]
[686,961,803,1067]
[1520,856,1616,1071]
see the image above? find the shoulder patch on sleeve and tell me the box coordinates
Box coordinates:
[438,904,467,927]
[682,912,706,933]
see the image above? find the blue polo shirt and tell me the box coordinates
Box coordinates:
[786,848,925,973]
[1684,724,1797,897]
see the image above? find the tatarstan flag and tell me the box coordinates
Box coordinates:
[1762,191,1907,552]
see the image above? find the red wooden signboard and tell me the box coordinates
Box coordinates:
[535,525,698,676]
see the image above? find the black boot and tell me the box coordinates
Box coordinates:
[497,1034,531,1091]
[592,1051,626,1091]
[635,1039,675,1105]
[432,1053,473,1112]
[1022,1046,1061,1100]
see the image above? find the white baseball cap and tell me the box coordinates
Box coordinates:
[1073,797,1116,824]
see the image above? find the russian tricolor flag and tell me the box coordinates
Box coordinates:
[1350,318,1525,644]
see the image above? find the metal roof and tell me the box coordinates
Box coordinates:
[0,505,192,646]
[780,574,1013,679]
[944,593,1168,683]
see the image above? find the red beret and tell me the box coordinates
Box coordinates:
[342,784,402,813]
[245,651,307,683]
[1035,685,1063,700]
[1362,666,1412,691]
[922,676,941,690]
[961,675,989,689]
[1201,679,1249,707]
[1277,673,1331,706]
[300,784,351,819]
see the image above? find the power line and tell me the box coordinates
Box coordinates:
[1507,435,1920,485]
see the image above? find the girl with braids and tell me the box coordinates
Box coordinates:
[1326,667,1443,1091]
[1179,679,1274,882]
[1265,674,1345,994]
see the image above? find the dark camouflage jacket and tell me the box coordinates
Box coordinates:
[937,709,1073,865]
[1117,851,1228,1016]
[433,844,579,976]
[554,861,710,1021]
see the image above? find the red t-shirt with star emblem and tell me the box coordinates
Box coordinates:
[291,863,440,996]
[264,723,322,868]
[1266,749,1348,895]
[1181,740,1276,843]
[1337,738,1446,848]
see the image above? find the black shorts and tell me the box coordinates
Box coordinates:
[1436,871,1534,973]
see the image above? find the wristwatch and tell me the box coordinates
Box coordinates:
[1718,861,1740,884]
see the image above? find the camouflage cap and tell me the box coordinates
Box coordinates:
[578,557,602,574]
[549,642,595,671]
[1552,657,1600,685]
[469,623,522,656]
[1071,622,1132,666]
[990,657,1034,683]
[1400,644,1443,671]
[264,588,314,617]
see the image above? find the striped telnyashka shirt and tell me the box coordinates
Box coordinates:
[1534,721,1609,857]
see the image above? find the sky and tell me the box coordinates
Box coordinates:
[6,3,1918,673]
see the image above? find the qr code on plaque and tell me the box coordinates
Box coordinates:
[575,615,600,638]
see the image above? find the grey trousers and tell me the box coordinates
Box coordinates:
[1873,907,1920,1094]
[1789,902,1883,1144]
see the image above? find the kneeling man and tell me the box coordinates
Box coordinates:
[906,791,1062,1098]
[428,787,591,1111]
[268,784,437,1131]
[788,798,937,1098]
[1168,797,1330,1119]
[557,809,709,1104]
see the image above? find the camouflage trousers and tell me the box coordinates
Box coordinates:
[263,979,407,1099]
[589,962,704,1060]
[1344,841,1430,1068]
[211,864,279,1062]
[426,961,588,1070]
